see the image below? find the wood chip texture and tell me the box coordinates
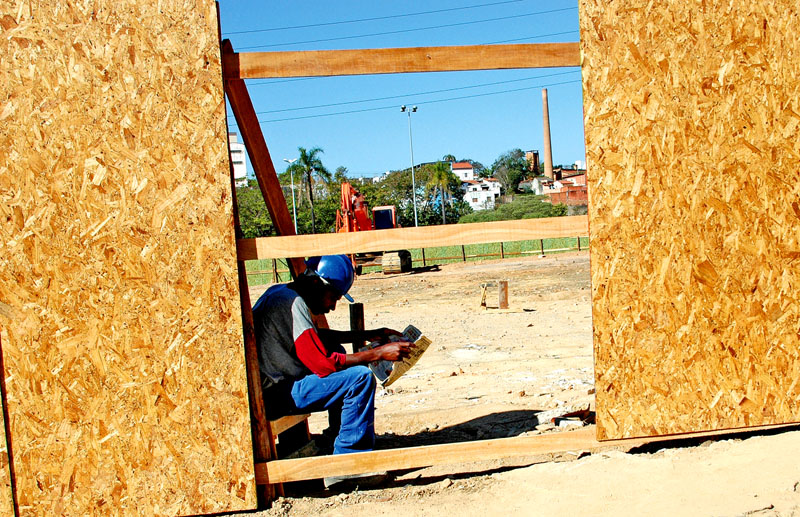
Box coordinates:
[579,1,800,439]
[0,1,255,514]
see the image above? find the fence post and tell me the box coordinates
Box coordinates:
[422,248,427,267]
[498,280,509,309]
[350,303,365,353]
[461,245,466,262]
[500,242,505,259]
[577,237,581,252]
[271,259,278,283]
[540,239,545,256]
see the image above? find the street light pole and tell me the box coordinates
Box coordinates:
[282,158,298,234]
[401,105,419,227]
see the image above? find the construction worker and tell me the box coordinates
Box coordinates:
[252,254,414,460]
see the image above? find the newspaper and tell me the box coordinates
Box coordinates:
[364,325,431,387]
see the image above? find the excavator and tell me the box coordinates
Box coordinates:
[335,182,412,274]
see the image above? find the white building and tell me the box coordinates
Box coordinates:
[451,161,475,181]
[451,161,501,210]
[461,178,501,211]
[228,132,247,187]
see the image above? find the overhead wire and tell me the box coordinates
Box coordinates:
[237,7,577,50]
[227,78,582,126]
[251,70,580,115]
[222,0,523,35]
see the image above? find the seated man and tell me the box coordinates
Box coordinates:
[252,254,413,457]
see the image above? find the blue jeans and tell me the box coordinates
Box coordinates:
[290,366,376,455]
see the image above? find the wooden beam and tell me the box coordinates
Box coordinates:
[223,43,581,79]
[256,423,798,484]
[237,216,589,260]
[269,414,311,437]
[222,40,306,278]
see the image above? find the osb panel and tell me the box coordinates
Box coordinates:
[580,1,800,440]
[0,1,256,515]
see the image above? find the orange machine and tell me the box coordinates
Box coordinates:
[335,183,412,274]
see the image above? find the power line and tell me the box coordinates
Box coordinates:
[238,7,578,50]
[222,0,523,36]
[251,70,579,115]
[227,79,582,125]
[486,30,577,44]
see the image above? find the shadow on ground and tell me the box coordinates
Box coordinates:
[376,409,546,448]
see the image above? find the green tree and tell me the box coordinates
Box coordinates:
[442,153,457,162]
[235,180,275,238]
[491,149,527,194]
[333,166,349,184]
[426,161,457,224]
[286,146,331,233]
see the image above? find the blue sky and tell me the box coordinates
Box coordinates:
[218,0,585,179]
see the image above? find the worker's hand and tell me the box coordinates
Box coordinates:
[376,341,415,362]
[367,327,404,344]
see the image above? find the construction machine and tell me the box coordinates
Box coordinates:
[335,182,412,274]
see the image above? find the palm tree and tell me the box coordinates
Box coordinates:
[442,153,457,163]
[427,161,455,225]
[286,146,330,233]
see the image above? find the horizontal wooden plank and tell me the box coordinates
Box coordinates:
[269,414,310,436]
[257,423,797,484]
[237,216,588,260]
[223,43,580,79]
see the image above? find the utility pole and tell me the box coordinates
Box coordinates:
[401,105,419,227]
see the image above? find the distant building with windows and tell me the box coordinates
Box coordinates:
[451,161,501,211]
[228,132,247,187]
[451,161,476,182]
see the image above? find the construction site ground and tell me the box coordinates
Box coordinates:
[246,252,800,516]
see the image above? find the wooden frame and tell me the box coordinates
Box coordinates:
[222,37,772,502]
[219,37,593,501]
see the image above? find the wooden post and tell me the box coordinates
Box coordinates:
[498,280,509,309]
[271,259,278,283]
[421,248,427,266]
[577,236,582,251]
[221,40,305,280]
[500,242,505,259]
[461,245,466,262]
[226,137,281,503]
[350,303,365,353]
[540,239,545,256]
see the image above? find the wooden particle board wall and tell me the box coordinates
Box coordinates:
[579,1,800,439]
[0,1,255,515]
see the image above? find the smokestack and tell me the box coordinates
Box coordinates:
[542,88,554,180]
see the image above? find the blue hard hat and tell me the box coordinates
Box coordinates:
[306,255,355,302]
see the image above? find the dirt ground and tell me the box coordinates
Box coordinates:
[244,252,800,516]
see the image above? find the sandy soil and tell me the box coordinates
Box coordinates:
[245,253,800,516]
